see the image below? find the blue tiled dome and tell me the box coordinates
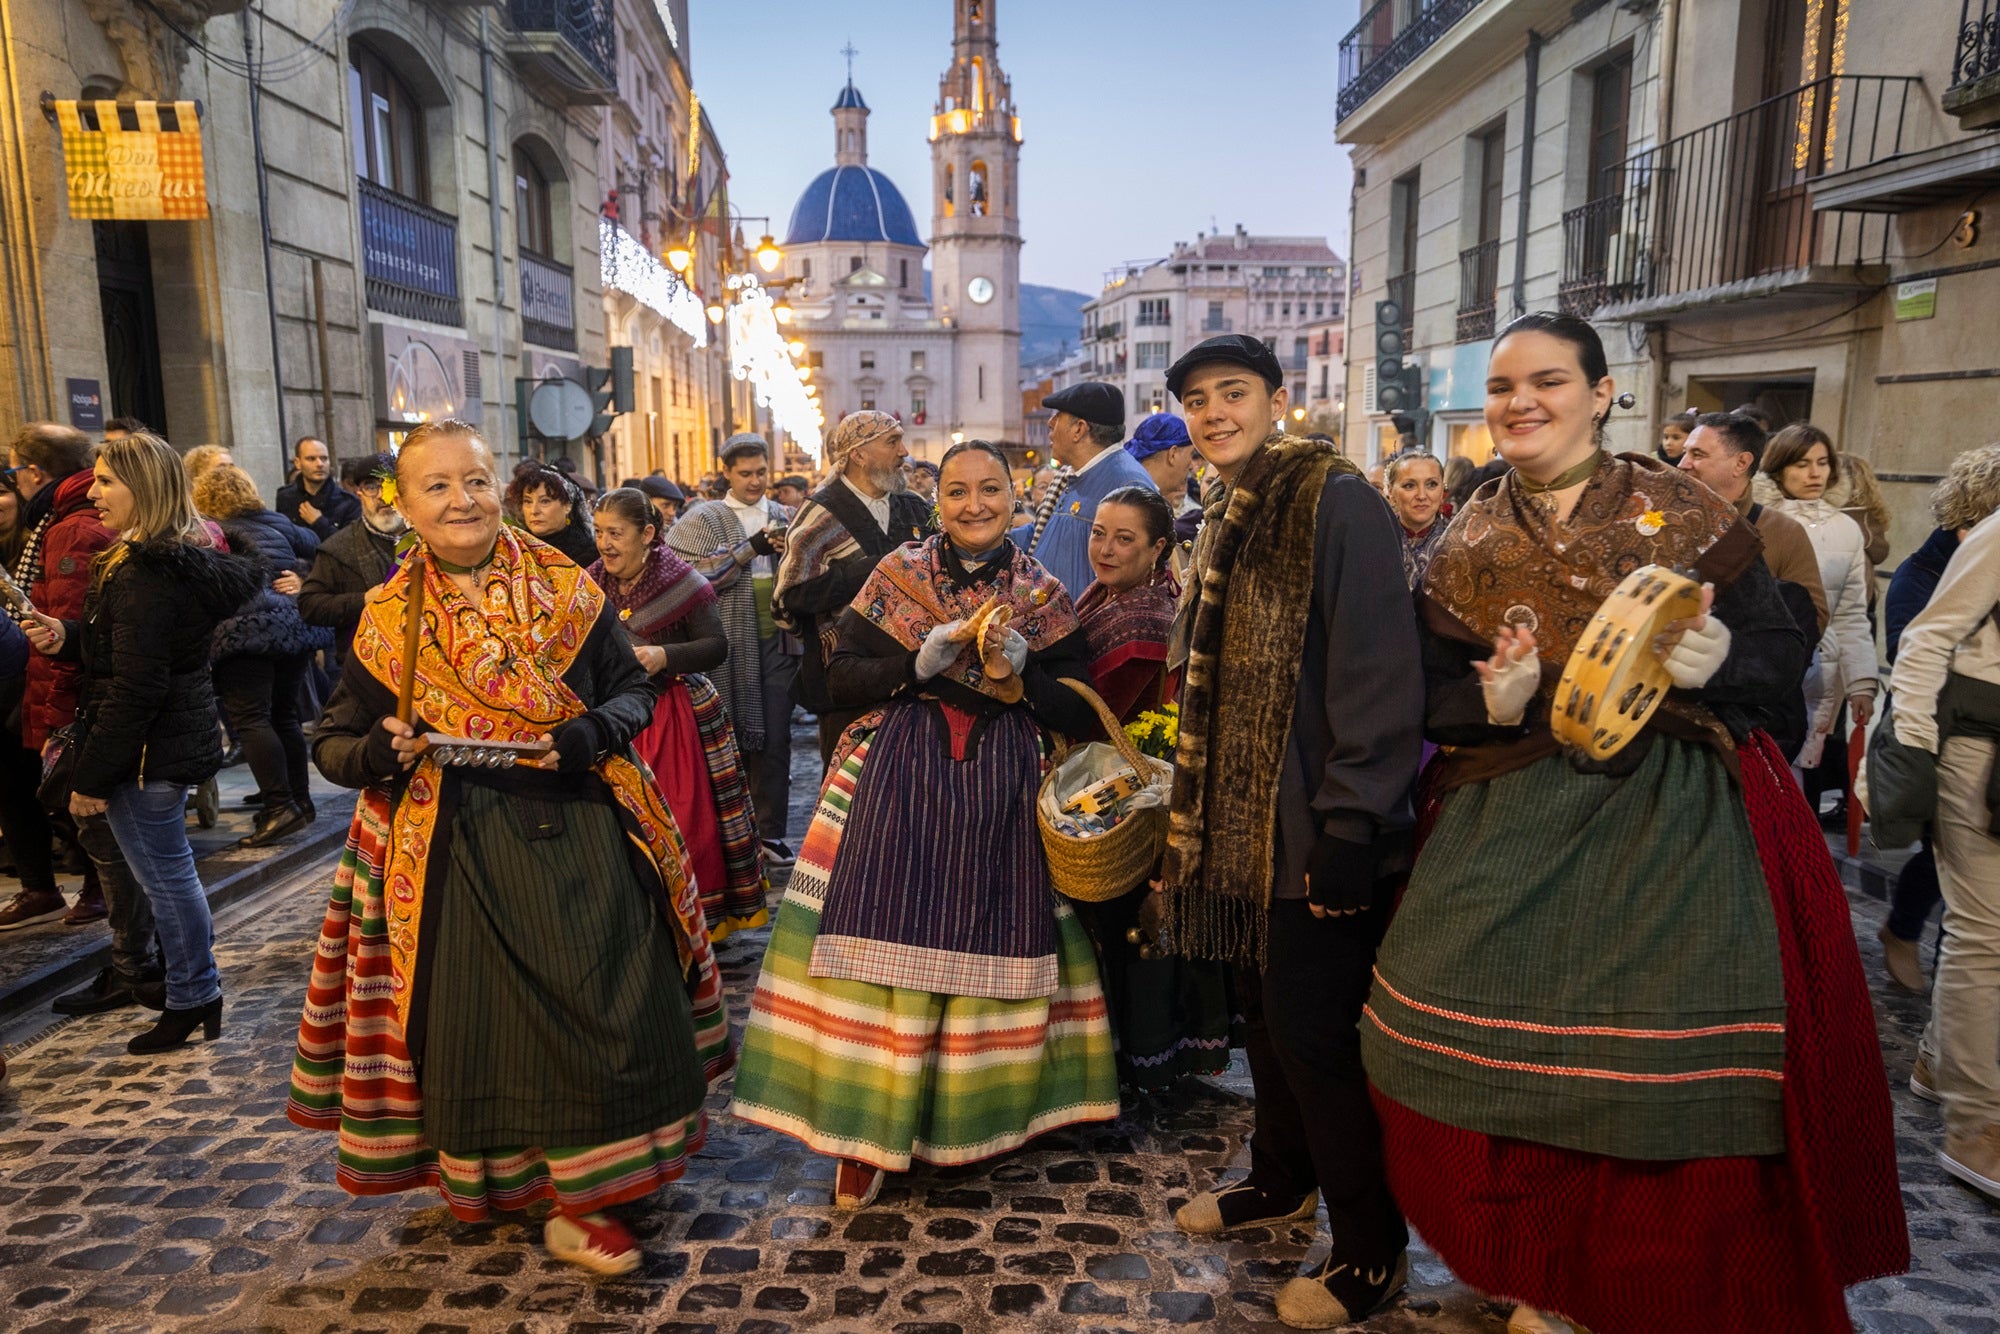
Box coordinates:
[833,80,868,111]
[785,165,923,247]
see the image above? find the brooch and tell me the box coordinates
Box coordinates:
[1068,500,1082,515]
[619,608,632,620]
[1636,509,1665,537]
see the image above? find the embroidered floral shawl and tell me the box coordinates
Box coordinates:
[349,526,712,1031]
[590,544,715,644]
[1076,572,1178,684]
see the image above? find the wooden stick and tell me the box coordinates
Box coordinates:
[396,545,425,727]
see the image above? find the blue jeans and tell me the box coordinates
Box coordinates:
[104,782,220,1010]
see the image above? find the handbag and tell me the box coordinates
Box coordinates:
[36,722,79,815]
[1860,694,1934,851]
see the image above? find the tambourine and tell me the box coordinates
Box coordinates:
[1062,767,1145,818]
[1552,564,1702,760]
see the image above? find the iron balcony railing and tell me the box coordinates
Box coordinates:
[1957,0,2000,88]
[1095,321,1123,341]
[1337,0,1487,122]
[1200,315,1234,332]
[357,176,461,327]
[519,249,575,351]
[1557,75,1919,316]
[510,0,616,87]
[1383,270,1415,347]
[1456,239,1500,342]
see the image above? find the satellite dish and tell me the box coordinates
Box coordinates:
[529,377,595,441]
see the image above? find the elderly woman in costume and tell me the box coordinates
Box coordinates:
[287,421,729,1277]
[589,486,768,939]
[729,439,1119,1208]
[1360,315,1905,1334]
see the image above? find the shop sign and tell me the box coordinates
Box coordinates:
[56,100,208,220]
[66,378,103,431]
[1894,279,1937,321]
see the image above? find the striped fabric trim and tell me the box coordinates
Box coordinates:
[1364,1005,1786,1086]
[288,789,732,1221]
[1372,969,1786,1041]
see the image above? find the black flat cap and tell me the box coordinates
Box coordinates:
[1167,334,1285,399]
[636,476,685,504]
[1042,381,1125,428]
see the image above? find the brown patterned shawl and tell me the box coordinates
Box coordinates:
[1422,451,1764,785]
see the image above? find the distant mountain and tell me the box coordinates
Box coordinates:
[919,271,1091,371]
[1020,284,1090,368]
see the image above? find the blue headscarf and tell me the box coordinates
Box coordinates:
[1124,412,1191,462]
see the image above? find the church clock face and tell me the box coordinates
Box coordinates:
[966,276,995,305]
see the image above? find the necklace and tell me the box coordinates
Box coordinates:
[1515,450,1604,514]
[431,543,497,576]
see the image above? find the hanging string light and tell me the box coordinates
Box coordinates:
[599,217,707,345]
[727,275,823,459]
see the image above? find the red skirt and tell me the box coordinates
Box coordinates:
[633,680,726,911]
[1376,731,1906,1333]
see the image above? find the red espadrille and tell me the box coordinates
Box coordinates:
[544,1211,641,1276]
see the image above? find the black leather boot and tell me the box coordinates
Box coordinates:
[238,802,308,849]
[127,997,222,1054]
[53,967,144,1016]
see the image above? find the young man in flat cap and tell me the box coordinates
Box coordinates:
[1010,381,1155,598]
[1160,334,1424,1329]
[774,410,935,764]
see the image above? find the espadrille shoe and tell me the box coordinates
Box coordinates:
[544,1212,640,1276]
[1274,1250,1407,1330]
[1174,1180,1317,1235]
[834,1158,885,1210]
[1509,1303,1587,1333]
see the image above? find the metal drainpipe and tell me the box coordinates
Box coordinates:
[479,12,509,470]
[1649,0,1683,426]
[243,9,289,451]
[1511,30,1543,320]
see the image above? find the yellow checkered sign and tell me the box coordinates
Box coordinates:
[56,99,208,220]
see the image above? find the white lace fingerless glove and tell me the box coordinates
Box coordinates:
[1662,615,1731,690]
[1482,651,1541,726]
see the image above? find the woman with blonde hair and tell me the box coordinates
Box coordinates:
[22,433,261,1053]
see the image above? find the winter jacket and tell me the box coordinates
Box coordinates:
[16,469,118,747]
[211,509,326,661]
[1768,495,1879,755]
[298,519,398,652]
[59,540,263,796]
[1753,470,1890,569]
[1885,527,1960,666]
[275,475,361,540]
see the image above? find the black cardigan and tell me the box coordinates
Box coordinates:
[313,604,662,789]
[60,540,262,796]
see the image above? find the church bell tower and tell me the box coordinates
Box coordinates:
[929,0,1023,447]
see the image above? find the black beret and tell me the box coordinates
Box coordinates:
[1042,381,1125,429]
[636,476,685,504]
[1166,334,1285,399]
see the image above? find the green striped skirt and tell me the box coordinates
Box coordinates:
[729,739,1122,1170]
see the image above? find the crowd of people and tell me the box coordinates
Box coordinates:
[5,307,1998,1331]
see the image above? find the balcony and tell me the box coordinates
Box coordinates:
[505,0,616,105]
[1559,76,1912,323]
[1810,75,1998,211]
[1200,315,1234,332]
[358,177,461,327]
[1336,0,1570,141]
[519,249,575,351]
[1948,0,2000,127]
[1094,321,1123,341]
[1338,0,1484,122]
[1456,239,1499,343]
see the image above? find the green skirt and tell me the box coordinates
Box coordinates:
[728,739,1121,1170]
[1363,739,1787,1160]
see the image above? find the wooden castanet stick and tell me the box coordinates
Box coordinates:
[396,545,426,729]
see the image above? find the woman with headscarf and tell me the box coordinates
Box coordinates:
[589,486,767,939]
[1361,314,1905,1334]
[729,439,1119,1209]
[287,421,730,1277]
[1382,449,1449,591]
[507,460,599,567]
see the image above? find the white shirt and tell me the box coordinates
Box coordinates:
[726,493,779,576]
[838,472,893,533]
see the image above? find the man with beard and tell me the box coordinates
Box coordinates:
[298,453,407,654]
[775,410,935,764]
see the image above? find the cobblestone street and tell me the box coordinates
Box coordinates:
[0,726,1994,1332]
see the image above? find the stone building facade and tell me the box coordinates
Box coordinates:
[0,0,730,495]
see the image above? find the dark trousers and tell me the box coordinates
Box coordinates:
[1887,838,1943,945]
[213,653,311,808]
[740,637,799,843]
[1236,896,1408,1267]
[0,739,58,893]
[75,809,160,986]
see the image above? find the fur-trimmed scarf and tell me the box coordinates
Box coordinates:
[1162,432,1360,964]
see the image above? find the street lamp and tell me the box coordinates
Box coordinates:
[666,244,691,272]
[705,299,725,325]
[754,233,783,273]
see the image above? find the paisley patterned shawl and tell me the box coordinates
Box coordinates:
[1075,572,1178,682]
[349,526,712,1031]
[589,545,715,643]
[1422,451,1762,746]
[851,534,1078,702]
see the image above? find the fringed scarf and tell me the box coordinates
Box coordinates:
[1161,433,1360,965]
[590,544,715,642]
[1076,571,1179,683]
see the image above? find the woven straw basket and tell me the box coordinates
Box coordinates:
[1037,680,1173,903]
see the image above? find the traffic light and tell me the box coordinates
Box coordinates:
[611,346,635,413]
[585,348,637,438]
[1377,364,1423,415]
[1374,297,1415,413]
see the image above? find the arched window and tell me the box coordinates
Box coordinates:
[969,160,989,216]
[943,164,956,218]
[348,40,427,202]
[514,145,553,257]
[971,58,985,113]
